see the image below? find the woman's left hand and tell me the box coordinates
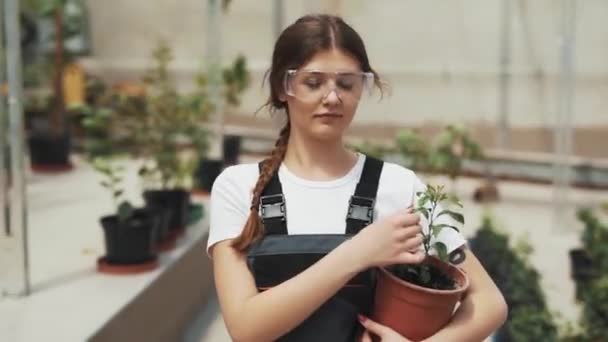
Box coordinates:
[358,315,413,342]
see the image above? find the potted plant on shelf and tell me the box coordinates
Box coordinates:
[372,184,470,341]
[395,129,431,172]
[22,0,89,172]
[118,42,211,246]
[194,54,250,194]
[92,157,159,273]
[429,125,483,184]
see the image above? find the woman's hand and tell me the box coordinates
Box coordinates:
[358,315,412,342]
[347,208,425,270]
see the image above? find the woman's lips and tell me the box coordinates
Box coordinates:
[313,113,343,118]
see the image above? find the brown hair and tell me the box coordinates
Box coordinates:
[231,14,384,252]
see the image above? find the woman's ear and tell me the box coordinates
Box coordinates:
[278,93,287,103]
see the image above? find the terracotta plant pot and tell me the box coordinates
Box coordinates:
[372,257,470,341]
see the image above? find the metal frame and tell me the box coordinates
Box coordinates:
[1,0,30,296]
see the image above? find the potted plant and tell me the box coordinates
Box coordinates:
[92,157,159,271]
[428,125,483,188]
[118,42,211,243]
[80,77,174,253]
[194,54,250,194]
[372,184,470,341]
[21,0,89,171]
[569,208,608,301]
[395,129,431,172]
[469,215,558,342]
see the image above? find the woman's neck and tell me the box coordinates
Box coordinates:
[282,131,358,181]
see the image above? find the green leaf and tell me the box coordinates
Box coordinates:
[434,242,449,262]
[448,193,463,208]
[437,209,465,224]
[431,223,460,237]
[117,201,134,222]
[416,207,430,220]
[417,194,429,209]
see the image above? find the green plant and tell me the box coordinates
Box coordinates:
[393,125,484,181]
[21,0,88,136]
[121,41,251,190]
[561,208,608,341]
[131,42,211,189]
[350,140,390,159]
[469,215,558,342]
[580,276,608,340]
[579,208,608,273]
[80,78,135,159]
[395,129,430,171]
[387,184,463,290]
[428,124,483,181]
[91,157,133,222]
[223,55,250,107]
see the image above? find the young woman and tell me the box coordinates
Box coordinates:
[207,14,507,342]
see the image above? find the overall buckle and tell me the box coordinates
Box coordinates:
[260,194,286,221]
[347,195,375,224]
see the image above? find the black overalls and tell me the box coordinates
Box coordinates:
[246,155,384,341]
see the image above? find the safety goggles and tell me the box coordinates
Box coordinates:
[284,69,375,102]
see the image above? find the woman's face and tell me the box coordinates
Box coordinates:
[280,48,369,142]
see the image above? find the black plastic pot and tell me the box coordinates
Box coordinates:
[223,135,242,167]
[195,159,224,193]
[28,130,71,170]
[149,206,171,244]
[143,189,190,232]
[100,208,159,265]
[569,249,597,281]
[569,248,599,301]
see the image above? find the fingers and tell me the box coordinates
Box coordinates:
[398,249,426,264]
[390,211,420,227]
[402,237,423,254]
[360,330,373,342]
[396,228,423,243]
[358,315,389,338]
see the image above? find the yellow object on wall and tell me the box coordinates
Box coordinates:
[63,63,85,107]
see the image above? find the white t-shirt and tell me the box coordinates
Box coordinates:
[207,153,466,256]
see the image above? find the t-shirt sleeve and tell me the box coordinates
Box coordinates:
[412,175,467,254]
[206,166,252,257]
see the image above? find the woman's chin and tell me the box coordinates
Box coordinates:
[310,125,346,141]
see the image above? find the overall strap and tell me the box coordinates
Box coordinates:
[258,160,288,235]
[345,156,384,235]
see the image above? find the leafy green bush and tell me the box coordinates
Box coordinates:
[469,215,558,342]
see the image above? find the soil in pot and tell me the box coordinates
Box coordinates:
[372,257,469,341]
[387,263,457,290]
[100,208,159,265]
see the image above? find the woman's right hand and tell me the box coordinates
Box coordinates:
[358,315,413,342]
[347,207,425,270]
